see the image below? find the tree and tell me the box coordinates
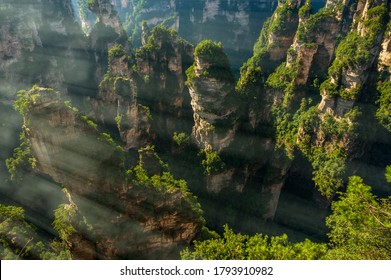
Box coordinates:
[0,204,71,260]
[325,176,391,259]
[181,225,327,260]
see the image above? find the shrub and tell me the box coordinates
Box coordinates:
[376,81,391,132]
[199,150,225,175]
[173,132,190,147]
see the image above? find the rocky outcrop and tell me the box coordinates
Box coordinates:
[83,0,276,70]
[263,0,390,201]
[288,0,345,85]
[0,0,95,99]
[89,0,129,81]
[186,41,239,153]
[377,23,391,74]
[268,0,305,61]
[320,0,388,113]
[16,86,203,259]
[134,26,194,147]
[90,44,155,150]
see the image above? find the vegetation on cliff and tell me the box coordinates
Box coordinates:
[182,175,391,260]
[376,81,391,131]
[186,40,234,85]
[321,4,388,99]
[2,0,391,261]
[0,204,71,260]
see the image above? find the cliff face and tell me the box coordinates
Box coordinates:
[91,44,155,150]
[14,86,203,259]
[185,40,291,220]
[91,26,195,150]
[186,0,390,224]
[134,26,194,146]
[4,0,391,258]
[186,41,238,153]
[0,0,95,98]
[0,0,97,208]
[88,0,129,81]
[74,0,276,69]
[257,0,391,202]
[320,0,388,114]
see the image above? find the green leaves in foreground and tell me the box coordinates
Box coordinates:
[182,176,391,260]
[0,204,71,260]
[181,225,327,260]
[325,176,391,259]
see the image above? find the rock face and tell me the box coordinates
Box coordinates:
[91,26,195,150]
[186,41,239,153]
[75,0,277,69]
[320,0,388,113]
[0,0,96,99]
[17,86,203,259]
[91,44,155,150]
[0,0,97,205]
[185,40,291,220]
[134,26,194,146]
[88,0,129,81]
[4,0,391,257]
[378,28,391,73]
[261,0,390,203]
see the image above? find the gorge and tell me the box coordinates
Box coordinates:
[0,0,390,259]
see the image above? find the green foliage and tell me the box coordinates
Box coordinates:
[386,165,391,183]
[253,17,271,53]
[325,176,391,259]
[64,100,79,113]
[138,104,152,119]
[194,40,224,65]
[173,132,191,147]
[0,204,71,260]
[199,150,225,175]
[101,132,115,145]
[136,25,178,58]
[51,189,93,258]
[311,148,346,198]
[39,240,72,260]
[115,113,123,131]
[273,91,360,198]
[323,4,388,100]
[108,44,130,64]
[362,4,388,35]
[266,62,297,90]
[192,40,234,82]
[376,81,391,132]
[182,175,391,260]
[236,64,263,95]
[185,64,197,87]
[53,204,77,244]
[14,86,60,118]
[87,0,97,9]
[6,133,35,181]
[81,115,98,130]
[127,162,204,221]
[298,0,312,18]
[327,32,371,97]
[269,1,299,35]
[274,98,317,159]
[125,1,178,43]
[304,109,360,198]
[0,204,37,259]
[297,7,334,43]
[181,225,327,260]
[236,0,301,94]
